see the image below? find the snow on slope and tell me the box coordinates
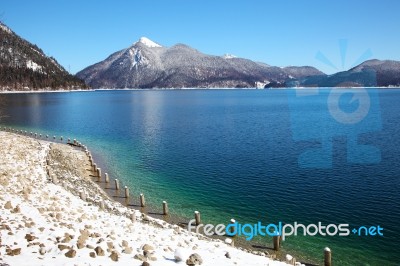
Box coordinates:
[26,60,43,72]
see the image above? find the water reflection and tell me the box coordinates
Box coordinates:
[0,95,7,121]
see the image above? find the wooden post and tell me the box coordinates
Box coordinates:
[96,168,101,181]
[79,191,86,201]
[324,247,332,266]
[140,193,145,207]
[115,179,120,190]
[273,234,280,251]
[229,218,236,235]
[100,201,105,210]
[60,136,63,142]
[131,213,136,222]
[124,186,129,198]
[162,201,168,215]
[73,139,77,145]
[46,135,48,139]
[39,134,42,138]
[105,173,109,183]
[93,163,97,172]
[194,211,201,226]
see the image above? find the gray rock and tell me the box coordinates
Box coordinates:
[58,244,70,251]
[39,247,46,255]
[4,201,12,209]
[186,253,203,265]
[65,249,76,258]
[134,253,146,261]
[109,250,119,262]
[142,244,154,251]
[94,246,105,256]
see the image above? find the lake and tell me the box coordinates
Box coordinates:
[0,89,399,265]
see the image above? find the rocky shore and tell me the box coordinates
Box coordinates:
[0,131,293,266]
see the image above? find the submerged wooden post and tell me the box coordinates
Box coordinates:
[60,136,63,142]
[124,186,129,198]
[140,193,145,207]
[105,173,109,183]
[46,135,48,139]
[194,211,201,226]
[53,136,56,140]
[162,201,168,215]
[273,234,280,251]
[324,247,332,266]
[96,168,101,181]
[115,179,120,190]
[229,218,236,235]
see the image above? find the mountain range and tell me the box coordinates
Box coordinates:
[1,21,399,90]
[76,37,324,89]
[0,22,86,91]
[77,37,400,89]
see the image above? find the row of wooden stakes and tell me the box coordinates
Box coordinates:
[1,126,333,266]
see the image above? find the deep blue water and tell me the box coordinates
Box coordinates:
[0,89,399,265]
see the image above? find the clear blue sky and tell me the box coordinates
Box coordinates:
[1,0,399,74]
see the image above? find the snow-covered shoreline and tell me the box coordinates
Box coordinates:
[0,131,294,266]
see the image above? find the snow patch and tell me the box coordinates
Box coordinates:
[0,23,12,34]
[26,60,42,72]
[223,54,238,59]
[128,48,149,67]
[137,37,162,48]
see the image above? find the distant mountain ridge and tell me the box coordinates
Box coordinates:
[288,59,400,88]
[1,22,398,90]
[76,37,324,89]
[0,22,86,91]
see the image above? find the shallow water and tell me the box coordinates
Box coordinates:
[1,89,399,265]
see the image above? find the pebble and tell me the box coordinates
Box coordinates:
[65,249,76,258]
[94,246,105,256]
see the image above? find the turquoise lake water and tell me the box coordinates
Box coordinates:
[0,89,399,265]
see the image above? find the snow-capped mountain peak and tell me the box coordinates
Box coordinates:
[136,37,162,48]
